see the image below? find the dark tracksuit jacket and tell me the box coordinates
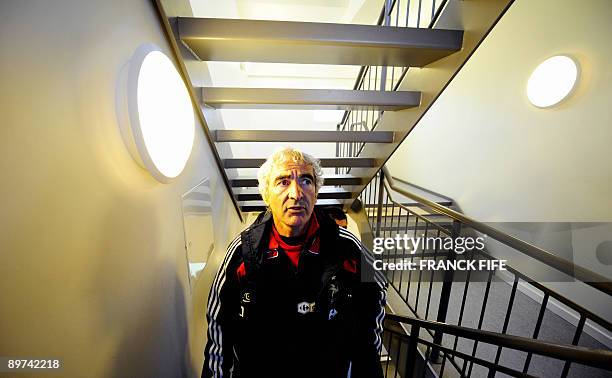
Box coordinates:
[202,210,387,378]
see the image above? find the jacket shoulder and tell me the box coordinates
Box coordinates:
[337,228,388,287]
[337,228,367,255]
[220,234,245,271]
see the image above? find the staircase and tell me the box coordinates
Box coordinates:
[179,10,462,212]
[156,0,513,214]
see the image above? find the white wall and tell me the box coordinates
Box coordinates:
[387,0,611,321]
[0,1,243,377]
[388,0,612,222]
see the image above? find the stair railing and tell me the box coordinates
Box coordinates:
[382,313,612,378]
[358,166,611,377]
[336,0,448,166]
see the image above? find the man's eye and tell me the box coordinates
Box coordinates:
[278,179,290,186]
[301,178,313,186]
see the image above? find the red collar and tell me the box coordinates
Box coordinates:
[269,213,320,254]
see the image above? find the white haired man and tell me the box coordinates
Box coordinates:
[202,147,386,378]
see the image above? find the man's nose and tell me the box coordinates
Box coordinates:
[288,180,303,200]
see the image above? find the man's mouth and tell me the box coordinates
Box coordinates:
[287,206,306,212]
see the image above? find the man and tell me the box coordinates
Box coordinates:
[203,147,386,378]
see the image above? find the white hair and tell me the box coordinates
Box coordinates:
[257,146,324,206]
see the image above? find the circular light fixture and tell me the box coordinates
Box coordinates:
[527,55,579,108]
[117,43,195,183]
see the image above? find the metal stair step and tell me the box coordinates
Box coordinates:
[178,17,463,66]
[215,130,394,143]
[240,199,345,212]
[235,187,352,201]
[231,174,364,187]
[200,88,420,110]
[224,157,378,168]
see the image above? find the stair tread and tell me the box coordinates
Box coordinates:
[201,87,420,110]
[215,130,394,143]
[179,17,463,66]
[225,157,378,168]
[235,187,350,194]
[231,174,364,187]
[236,187,353,201]
[241,199,346,212]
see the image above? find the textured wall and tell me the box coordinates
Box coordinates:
[0,1,243,376]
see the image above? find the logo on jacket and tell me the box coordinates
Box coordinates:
[242,292,252,303]
[328,308,338,320]
[297,301,317,314]
[265,249,279,259]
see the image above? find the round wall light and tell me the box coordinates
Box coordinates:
[117,43,195,183]
[527,55,579,108]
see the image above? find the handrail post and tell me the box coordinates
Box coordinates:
[405,324,421,378]
[375,170,385,237]
[430,219,461,363]
[335,123,340,175]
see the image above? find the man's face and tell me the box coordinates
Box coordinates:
[267,162,317,237]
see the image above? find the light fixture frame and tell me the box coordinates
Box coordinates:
[117,43,195,183]
[527,54,580,109]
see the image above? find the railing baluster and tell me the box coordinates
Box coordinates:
[395,207,404,292]
[370,173,379,221]
[406,0,411,27]
[399,208,411,301]
[394,333,403,378]
[430,220,460,363]
[415,220,429,316]
[489,274,520,378]
[464,270,494,377]
[560,315,587,378]
[439,349,448,377]
[389,202,397,286]
[425,227,441,321]
[383,195,392,281]
[405,324,421,378]
[522,293,549,374]
[383,195,390,239]
[385,332,394,377]
[396,0,401,27]
[406,216,419,305]
[431,0,436,24]
[451,268,471,373]
[375,171,385,237]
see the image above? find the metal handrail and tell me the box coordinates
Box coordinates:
[380,166,612,296]
[385,313,612,371]
[391,175,454,202]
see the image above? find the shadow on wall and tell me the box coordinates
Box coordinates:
[91,196,193,378]
[108,273,193,378]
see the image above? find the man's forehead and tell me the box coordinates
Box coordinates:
[271,162,314,177]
